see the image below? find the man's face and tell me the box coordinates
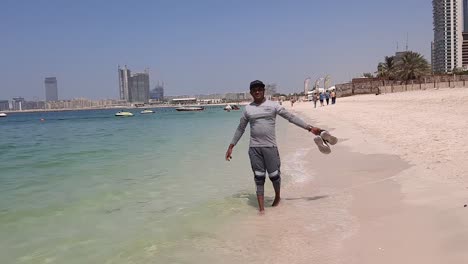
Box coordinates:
[250,87,265,101]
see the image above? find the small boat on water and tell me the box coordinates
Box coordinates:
[0,113,7,117]
[224,104,240,111]
[115,111,134,117]
[175,106,204,112]
[140,109,155,114]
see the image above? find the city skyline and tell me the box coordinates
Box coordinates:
[1,0,432,100]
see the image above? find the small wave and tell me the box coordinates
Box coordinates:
[283,147,315,183]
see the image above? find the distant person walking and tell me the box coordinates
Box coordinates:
[312,92,318,108]
[325,91,330,105]
[225,80,332,214]
[319,92,325,107]
[331,90,336,104]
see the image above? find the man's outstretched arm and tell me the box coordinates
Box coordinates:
[226,112,249,161]
[277,106,322,135]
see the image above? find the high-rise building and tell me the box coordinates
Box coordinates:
[45,77,58,101]
[118,65,131,101]
[118,66,150,103]
[150,81,165,100]
[463,0,468,67]
[0,100,9,111]
[128,71,150,103]
[433,0,464,73]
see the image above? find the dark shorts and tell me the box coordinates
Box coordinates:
[248,147,281,178]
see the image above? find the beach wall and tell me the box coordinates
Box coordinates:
[336,75,468,97]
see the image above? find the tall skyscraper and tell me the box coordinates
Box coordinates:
[464,0,468,30]
[128,71,150,103]
[45,77,58,101]
[463,0,468,67]
[118,66,150,103]
[433,0,464,73]
[118,65,131,101]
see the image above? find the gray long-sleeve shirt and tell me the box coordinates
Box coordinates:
[230,100,310,147]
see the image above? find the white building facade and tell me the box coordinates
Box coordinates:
[433,0,464,73]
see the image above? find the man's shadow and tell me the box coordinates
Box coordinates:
[284,195,328,201]
[233,192,328,208]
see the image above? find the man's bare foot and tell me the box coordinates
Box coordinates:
[258,210,265,215]
[272,197,281,207]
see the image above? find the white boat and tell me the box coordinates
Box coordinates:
[140,109,155,114]
[175,106,204,112]
[223,104,240,111]
[0,113,7,117]
[115,111,134,117]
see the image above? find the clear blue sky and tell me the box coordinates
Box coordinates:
[0,0,432,100]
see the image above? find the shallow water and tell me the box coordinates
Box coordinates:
[0,107,278,263]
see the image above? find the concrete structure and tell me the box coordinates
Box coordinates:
[171,98,197,104]
[45,77,58,101]
[224,93,246,101]
[433,0,464,73]
[198,98,223,104]
[463,0,468,67]
[45,98,127,110]
[150,82,164,100]
[304,77,311,95]
[462,33,468,67]
[12,97,25,111]
[23,101,45,110]
[118,66,150,103]
[0,100,9,111]
[394,51,411,64]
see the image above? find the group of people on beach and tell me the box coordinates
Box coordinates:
[312,90,336,108]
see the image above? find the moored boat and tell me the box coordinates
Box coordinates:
[224,104,240,111]
[175,106,204,112]
[140,109,155,114]
[0,112,7,117]
[115,111,134,117]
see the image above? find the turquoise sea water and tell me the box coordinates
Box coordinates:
[0,107,279,263]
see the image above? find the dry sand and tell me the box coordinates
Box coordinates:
[286,88,468,263]
[196,88,468,264]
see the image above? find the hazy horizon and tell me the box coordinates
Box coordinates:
[1,0,432,101]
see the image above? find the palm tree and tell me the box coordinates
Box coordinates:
[377,56,395,79]
[395,52,430,81]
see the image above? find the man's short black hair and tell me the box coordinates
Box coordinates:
[249,80,265,90]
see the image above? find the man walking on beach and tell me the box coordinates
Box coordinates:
[312,92,318,108]
[225,80,325,213]
[331,90,336,104]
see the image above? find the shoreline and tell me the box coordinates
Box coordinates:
[0,102,249,114]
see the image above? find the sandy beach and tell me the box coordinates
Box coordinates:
[193,88,468,264]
